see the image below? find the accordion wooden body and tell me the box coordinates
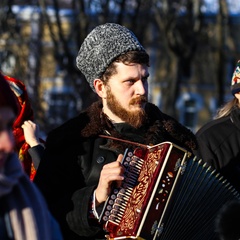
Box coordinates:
[99,141,240,240]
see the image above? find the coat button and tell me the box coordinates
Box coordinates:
[96,156,105,164]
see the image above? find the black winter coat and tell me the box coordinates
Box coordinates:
[34,101,197,240]
[196,107,240,192]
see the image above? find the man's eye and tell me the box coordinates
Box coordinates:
[126,80,135,84]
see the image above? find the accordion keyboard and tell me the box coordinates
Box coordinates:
[101,148,144,223]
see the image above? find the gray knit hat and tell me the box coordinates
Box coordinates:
[76,23,145,91]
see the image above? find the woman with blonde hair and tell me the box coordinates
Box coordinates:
[196,60,240,192]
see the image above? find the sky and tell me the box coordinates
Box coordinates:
[202,0,240,15]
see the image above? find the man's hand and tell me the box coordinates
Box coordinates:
[95,154,124,206]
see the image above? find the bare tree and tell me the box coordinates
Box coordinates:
[26,1,43,121]
[215,0,229,107]
[1,0,239,132]
[152,0,202,117]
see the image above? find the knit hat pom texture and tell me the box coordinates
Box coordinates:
[76,23,145,91]
[231,60,240,95]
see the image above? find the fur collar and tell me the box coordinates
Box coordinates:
[79,100,197,153]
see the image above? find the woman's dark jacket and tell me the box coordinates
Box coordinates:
[34,101,197,240]
[196,107,240,192]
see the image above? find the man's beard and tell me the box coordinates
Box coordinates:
[106,87,148,128]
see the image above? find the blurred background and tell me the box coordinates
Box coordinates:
[1,0,240,137]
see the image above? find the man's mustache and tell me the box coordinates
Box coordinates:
[130,96,147,105]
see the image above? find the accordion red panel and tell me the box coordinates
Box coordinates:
[99,142,240,240]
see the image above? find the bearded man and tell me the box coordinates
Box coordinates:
[34,23,197,240]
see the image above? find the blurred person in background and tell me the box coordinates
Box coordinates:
[0,72,62,240]
[4,75,45,180]
[196,60,240,192]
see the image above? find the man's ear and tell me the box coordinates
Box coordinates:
[93,79,107,98]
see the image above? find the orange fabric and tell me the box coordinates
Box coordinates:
[4,75,36,180]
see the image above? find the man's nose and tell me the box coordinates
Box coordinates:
[135,80,147,95]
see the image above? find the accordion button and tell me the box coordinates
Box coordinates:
[96,156,105,164]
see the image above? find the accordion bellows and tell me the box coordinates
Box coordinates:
[99,141,240,240]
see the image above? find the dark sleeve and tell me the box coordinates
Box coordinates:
[33,129,104,239]
[195,130,219,169]
[28,144,45,169]
[66,187,105,238]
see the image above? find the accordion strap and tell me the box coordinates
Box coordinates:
[99,134,148,149]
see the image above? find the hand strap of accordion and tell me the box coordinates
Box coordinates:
[99,134,148,149]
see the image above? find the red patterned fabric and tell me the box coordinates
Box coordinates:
[0,73,19,115]
[4,75,36,180]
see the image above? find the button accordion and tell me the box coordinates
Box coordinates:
[99,141,240,240]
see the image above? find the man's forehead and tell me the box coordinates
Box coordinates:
[114,62,149,73]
